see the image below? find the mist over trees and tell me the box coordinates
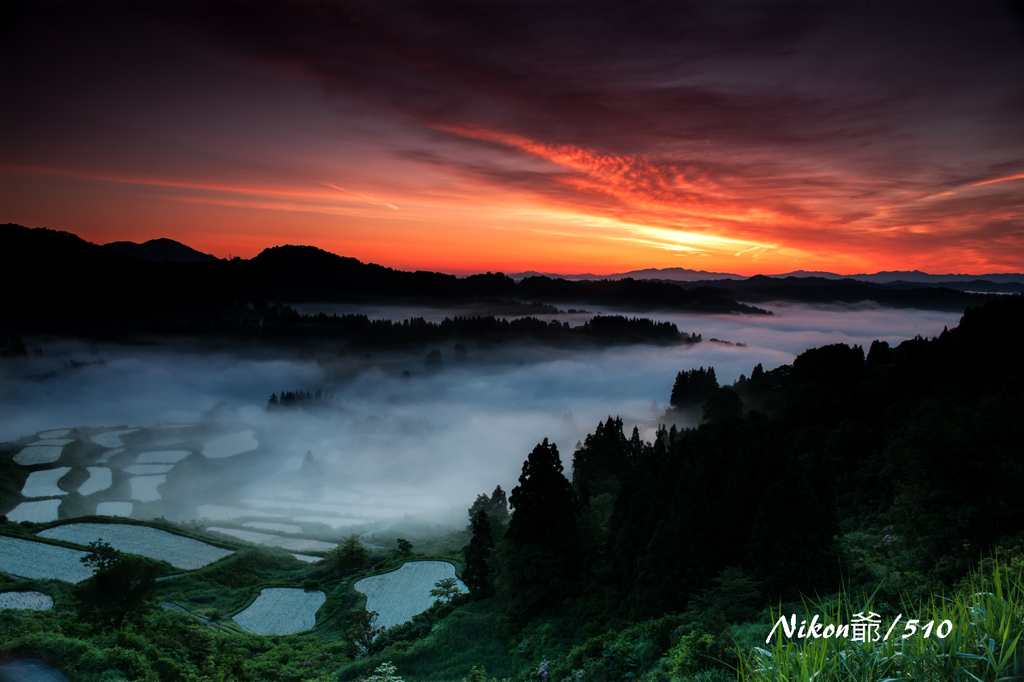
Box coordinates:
[669,367,719,407]
[469,296,1023,642]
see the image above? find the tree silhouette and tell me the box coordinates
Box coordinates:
[463,507,494,596]
[486,485,508,519]
[325,534,370,574]
[430,577,462,603]
[75,540,157,628]
[702,387,743,422]
[670,367,719,407]
[498,438,581,629]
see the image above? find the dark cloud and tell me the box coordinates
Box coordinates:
[194,1,1021,156]
[3,0,1021,269]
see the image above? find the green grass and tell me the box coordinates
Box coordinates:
[337,599,528,682]
[741,557,1024,682]
[157,546,318,618]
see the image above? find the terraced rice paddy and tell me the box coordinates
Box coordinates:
[293,515,368,528]
[0,591,54,610]
[96,448,124,463]
[135,450,190,464]
[290,554,320,563]
[6,499,62,523]
[206,527,334,552]
[355,561,467,629]
[13,445,66,466]
[233,587,326,635]
[203,431,258,458]
[152,438,185,446]
[92,429,138,448]
[77,468,113,495]
[129,475,165,501]
[241,498,401,519]
[96,502,133,517]
[196,505,275,520]
[38,522,234,569]
[0,536,94,583]
[21,468,71,497]
[32,438,74,447]
[124,464,174,474]
[242,522,303,534]
[38,429,70,438]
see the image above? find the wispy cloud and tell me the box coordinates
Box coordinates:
[3,1,1022,273]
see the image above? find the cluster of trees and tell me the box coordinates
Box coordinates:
[323,534,417,576]
[425,348,443,370]
[668,366,719,407]
[267,389,339,410]
[259,312,695,348]
[75,540,159,628]
[0,335,28,357]
[108,310,700,350]
[462,295,1024,639]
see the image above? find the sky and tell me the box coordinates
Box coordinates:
[2,1,1023,276]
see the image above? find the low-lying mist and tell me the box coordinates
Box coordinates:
[1,302,963,532]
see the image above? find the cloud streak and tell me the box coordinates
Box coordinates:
[2,1,1022,273]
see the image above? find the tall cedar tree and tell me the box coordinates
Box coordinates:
[468,485,509,521]
[498,438,581,631]
[571,416,640,496]
[463,507,494,596]
[487,485,508,519]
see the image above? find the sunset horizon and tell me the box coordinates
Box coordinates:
[4,1,1023,277]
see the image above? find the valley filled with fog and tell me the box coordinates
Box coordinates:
[0,303,963,535]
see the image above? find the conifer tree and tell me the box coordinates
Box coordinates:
[463,507,494,596]
[497,438,580,630]
[670,366,719,407]
[486,485,508,519]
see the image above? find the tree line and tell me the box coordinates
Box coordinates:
[460,295,1024,642]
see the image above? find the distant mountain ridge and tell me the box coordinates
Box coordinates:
[767,269,1024,284]
[0,224,767,325]
[83,235,1024,285]
[2,225,1015,323]
[508,267,1024,285]
[506,267,742,282]
[104,238,218,264]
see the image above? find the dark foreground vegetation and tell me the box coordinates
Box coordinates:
[2,296,1022,681]
[458,294,1024,680]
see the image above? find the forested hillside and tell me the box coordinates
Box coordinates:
[460,295,1024,679]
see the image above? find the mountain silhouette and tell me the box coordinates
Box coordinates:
[104,238,218,264]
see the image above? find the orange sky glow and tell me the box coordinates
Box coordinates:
[3,2,1022,276]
